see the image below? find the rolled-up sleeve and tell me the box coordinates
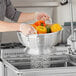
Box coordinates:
[5,0,21,22]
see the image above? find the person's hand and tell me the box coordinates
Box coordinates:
[20,24,36,35]
[34,12,49,21]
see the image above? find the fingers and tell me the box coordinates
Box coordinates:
[42,13,49,20]
[20,24,36,35]
[41,16,47,21]
[26,27,36,35]
[37,12,49,21]
[23,29,35,35]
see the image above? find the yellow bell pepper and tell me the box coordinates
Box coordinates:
[36,26,47,34]
[51,24,62,32]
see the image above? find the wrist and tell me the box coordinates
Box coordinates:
[13,23,21,32]
[7,23,21,32]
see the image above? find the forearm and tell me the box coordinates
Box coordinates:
[18,12,35,23]
[0,21,20,32]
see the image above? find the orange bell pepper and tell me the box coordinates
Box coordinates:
[36,26,47,34]
[34,20,46,27]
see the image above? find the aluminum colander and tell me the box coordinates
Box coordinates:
[17,30,62,55]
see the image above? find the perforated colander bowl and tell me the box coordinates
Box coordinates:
[17,30,62,55]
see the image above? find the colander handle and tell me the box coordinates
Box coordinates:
[31,26,37,34]
[17,32,25,45]
[49,18,52,24]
